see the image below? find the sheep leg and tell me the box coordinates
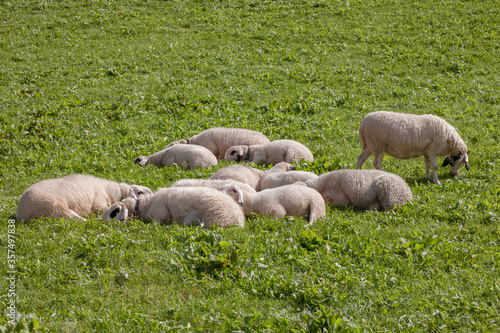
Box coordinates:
[424,156,432,180]
[69,210,86,221]
[428,155,441,185]
[356,149,372,169]
[373,152,384,170]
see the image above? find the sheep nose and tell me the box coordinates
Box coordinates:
[236,154,243,162]
[450,170,458,176]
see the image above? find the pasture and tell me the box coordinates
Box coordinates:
[0,0,499,331]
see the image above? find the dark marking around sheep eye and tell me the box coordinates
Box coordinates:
[110,208,120,219]
[230,150,236,155]
[137,191,143,195]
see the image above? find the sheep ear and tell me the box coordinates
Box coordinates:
[235,188,244,207]
[103,203,128,221]
[442,157,451,167]
[128,187,138,200]
[465,156,470,171]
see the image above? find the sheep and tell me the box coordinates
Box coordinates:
[165,127,270,159]
[16,174,152,221]
[221,183,326,226]
[209,165,265,191]
[171,178,257,194]
[305,169,412,211]
[356,111,469,185]
[224,140,314,165]
[134,143,217,170]
[102,187,245,229]
[260,162,319,190]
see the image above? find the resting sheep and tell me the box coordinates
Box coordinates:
[224,140,314,165]
[356,111,469,185]
[171,178,257,194]
[305,169,412,211]
[16,174,152,221]
[165,127,270,159]
[221,183,326,226]
[209,165,265,191]
[260,162,319,190]
[134,143,217,170]
[102,187,245,228]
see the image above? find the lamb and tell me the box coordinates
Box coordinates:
[221,183,326,226]
[165,127,270,159]
[305,169,412,211]
[171,178,257,194]
[224,140,314,165]
[260,162,319,190]
[133,143,217,170]
[209,165,265,191]
[102,187,245,229]
[356,111,469,185]
[16,174,153,221]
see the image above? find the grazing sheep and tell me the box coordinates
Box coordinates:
[221,183,326,226]
[102,187,245,229]
[305,169,412,211]
[260,162,319,190]
[171,178,257,194]
[165,127,270,159]
[224,140,314,165]
[16,174,152,221]
[134,143,217,170]
[356,111,469,185]
[209,165,265,191]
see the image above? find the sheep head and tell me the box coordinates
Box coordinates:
[268,162,296,173]
[130,185,153,197]
[220,184,245,207]
[224,145,249,162]
[133,156,150,166]
[442,151,470,176]
[103,202,128,221]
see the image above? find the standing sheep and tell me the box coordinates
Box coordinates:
[260,162,319,190]
[224,140,314,165]
[221,183,326,226]
[134,143,217,170]
[165,127,270,159]
[356,111,469,185]
[209,165,265,191]
[16,174,152,221]
[102,187,245,229]
[305,169,412,211]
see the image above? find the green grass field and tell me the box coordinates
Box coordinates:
[1,0,499,331]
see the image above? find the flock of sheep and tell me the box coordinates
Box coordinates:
[16,111,469,228]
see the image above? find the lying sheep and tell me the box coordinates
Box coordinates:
[305,169,412,211]
[16,174,152,221]
[221,183,326,226]
[356,111,469,185]
[165,127,270,159]
[260,162,319,190]
[224,140,314,165]
[171,178,257,194]
[209,165,265,191]
[134,143,217,170]
[102,187,245,229]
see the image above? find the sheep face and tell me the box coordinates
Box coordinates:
[225,145,248,162]
[269,162,296,172]
[133,156,149,166]
[220,184,244,207]
[442,152,469,176]
[103,202,128,221]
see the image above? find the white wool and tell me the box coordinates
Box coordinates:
[16,174,152,221]
[103,187,245,229]
[357,111,469,185]
[306,169,412,211]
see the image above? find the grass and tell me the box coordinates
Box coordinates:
[1,0,499,331]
